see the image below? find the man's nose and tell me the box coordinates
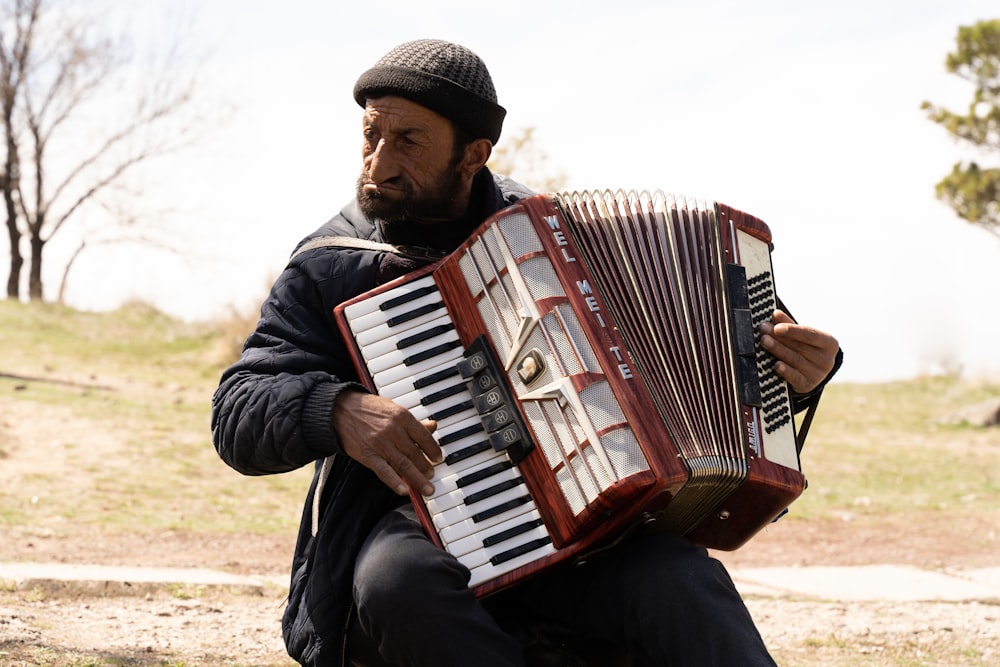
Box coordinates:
[366,139,398,183]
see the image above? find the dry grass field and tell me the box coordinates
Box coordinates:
[1,299,998,666]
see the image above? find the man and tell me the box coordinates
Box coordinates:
[212,39,842,667]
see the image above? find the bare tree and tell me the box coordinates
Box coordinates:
[0,0,35,298]
[488,126,568,193]
[0,0,202,301]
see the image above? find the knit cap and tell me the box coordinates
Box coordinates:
[353,39,506,143]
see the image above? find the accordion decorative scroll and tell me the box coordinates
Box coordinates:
[335,190,803,596]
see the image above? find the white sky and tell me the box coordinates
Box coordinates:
[23,0,1000,383]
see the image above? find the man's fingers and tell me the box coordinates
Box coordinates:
[361,450,410,497]
[770,323,835,353]
[361,443,435,497]
[388,448,436,497]
[334,392,440,496]
[759,318,839,394]
[415,419,443,464]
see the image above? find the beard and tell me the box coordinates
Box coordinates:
[356,161,466,228]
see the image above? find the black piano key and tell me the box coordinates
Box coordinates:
[439,423,484,446]
[403,340,463,365]
[380,284,438,311]
[444,440,492,465]
[386,301,445,327]
[420,381,468,406]
[463,477,525,506]
[397,323,456,350]
[482,517,545,547]
[489,536,553,566]
[413,366,460,389]
[471,495,531,523]
[456,460,514,488]
[429,399,474,421]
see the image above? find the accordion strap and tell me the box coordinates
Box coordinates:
[291,235,448,263]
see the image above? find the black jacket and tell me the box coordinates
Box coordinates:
[211,169,842,666]
[211,168,536,666]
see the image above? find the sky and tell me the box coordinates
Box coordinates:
[18,0,1000,384]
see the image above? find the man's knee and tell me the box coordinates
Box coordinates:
[354,525,470,620]
[614,532,736,604]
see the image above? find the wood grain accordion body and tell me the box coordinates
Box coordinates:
[334,191,803,597]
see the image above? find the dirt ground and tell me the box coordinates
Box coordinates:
[1,394,998,666]
[3,499,998,666]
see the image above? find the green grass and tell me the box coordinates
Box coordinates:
[1,298,999,549]
[0,299,311,537]
[2,300,998,667]
[796,376,1000,512]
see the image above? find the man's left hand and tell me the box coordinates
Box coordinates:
[759,310,840,395]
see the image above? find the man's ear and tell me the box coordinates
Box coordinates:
[462,138,493,177]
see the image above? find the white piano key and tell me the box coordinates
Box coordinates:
[388,373,468,410]
[434,426,505,470]
[453,523,552,569]
[435,447,506,485]
[365,328,460,375]
[373,349,463,388]
[466,541,557,589]
[419,407,478,433]
[434,416,486,444]
[393,386,468,416]
[444,508,546,556]
[432,484,531,532]
[398,386,470,417]
[438,499,539,544]
[358,315,455,362]
[380,360,464,401]
[425,466,523,515]
[342,275,437,320]
[371,344,463,387]
[428,459,514,501]
[354,302,449,348]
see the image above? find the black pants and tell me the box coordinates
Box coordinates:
[349,505,776,667]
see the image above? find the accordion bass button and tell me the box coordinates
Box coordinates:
[718,510,731,520]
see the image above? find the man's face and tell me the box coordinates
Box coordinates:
[357,96,465,225]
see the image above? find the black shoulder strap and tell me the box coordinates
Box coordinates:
[289,235,447,263]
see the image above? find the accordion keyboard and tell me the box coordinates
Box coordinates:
[342,274,557,588]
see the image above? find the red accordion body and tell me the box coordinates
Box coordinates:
[335,191,804,597]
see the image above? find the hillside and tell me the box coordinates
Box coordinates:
[2,299,998,571]
[1,300,999,665]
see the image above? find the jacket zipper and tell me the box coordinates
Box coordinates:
[339,601,354,667]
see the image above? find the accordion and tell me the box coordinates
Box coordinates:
[334,190,804,597]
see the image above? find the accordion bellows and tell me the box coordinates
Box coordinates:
[336,190,803,596]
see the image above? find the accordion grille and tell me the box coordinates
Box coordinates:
[456,209,648,519]
[497,211,545,257]
[518,255,566,302]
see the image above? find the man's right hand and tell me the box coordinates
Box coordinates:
[333,390,442,497]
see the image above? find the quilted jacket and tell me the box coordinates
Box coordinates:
[211,167,536,666]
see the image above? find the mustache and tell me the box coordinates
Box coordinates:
[358,172,410,191]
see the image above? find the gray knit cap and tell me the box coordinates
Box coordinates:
[353,39,506,143]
